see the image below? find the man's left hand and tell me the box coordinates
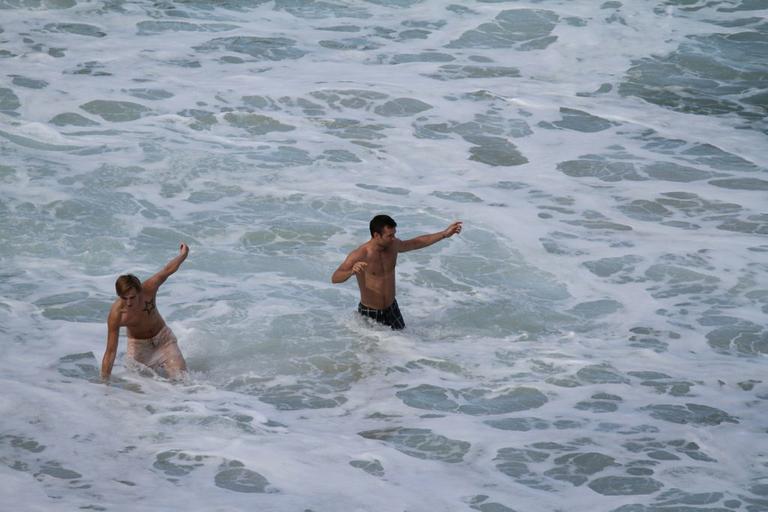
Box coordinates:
[443,221,463,238]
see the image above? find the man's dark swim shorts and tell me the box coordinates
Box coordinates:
[358,299,405,330]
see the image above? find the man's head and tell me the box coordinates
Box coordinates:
[115,274,141,307]
[370,214,397,247]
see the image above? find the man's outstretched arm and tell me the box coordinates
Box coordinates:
[143,242,189,293]
[398,221,462,253]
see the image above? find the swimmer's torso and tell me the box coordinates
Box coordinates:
[114,292,166,339]
[356,245,398,310]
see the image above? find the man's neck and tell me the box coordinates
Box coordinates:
[369,239,385,253]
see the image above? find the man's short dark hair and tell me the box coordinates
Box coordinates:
[370,214,397,236]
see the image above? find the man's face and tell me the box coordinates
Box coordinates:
[374,226,397,248]
[120,290,139,309]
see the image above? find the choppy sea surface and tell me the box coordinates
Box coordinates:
[1,0,767,510]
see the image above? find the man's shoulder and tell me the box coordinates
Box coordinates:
[351,242,371,257]
[107,300,122,324]
[140,275,162,294]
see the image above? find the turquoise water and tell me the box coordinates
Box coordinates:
[1,1,767,510]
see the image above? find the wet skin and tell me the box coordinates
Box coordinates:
[332,221,463,310]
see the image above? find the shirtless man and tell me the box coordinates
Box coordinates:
[332,215,462,330]
[101,243,190,381]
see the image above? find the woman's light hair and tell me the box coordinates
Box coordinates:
[115,274,141,296]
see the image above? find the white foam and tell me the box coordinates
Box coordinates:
[1,1,766,510]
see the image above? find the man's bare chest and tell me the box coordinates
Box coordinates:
[366,253,397,276]
[121,297,158,325]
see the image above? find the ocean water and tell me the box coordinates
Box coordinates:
[1,0,767,510]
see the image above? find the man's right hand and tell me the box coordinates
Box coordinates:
[352,262,368,274]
